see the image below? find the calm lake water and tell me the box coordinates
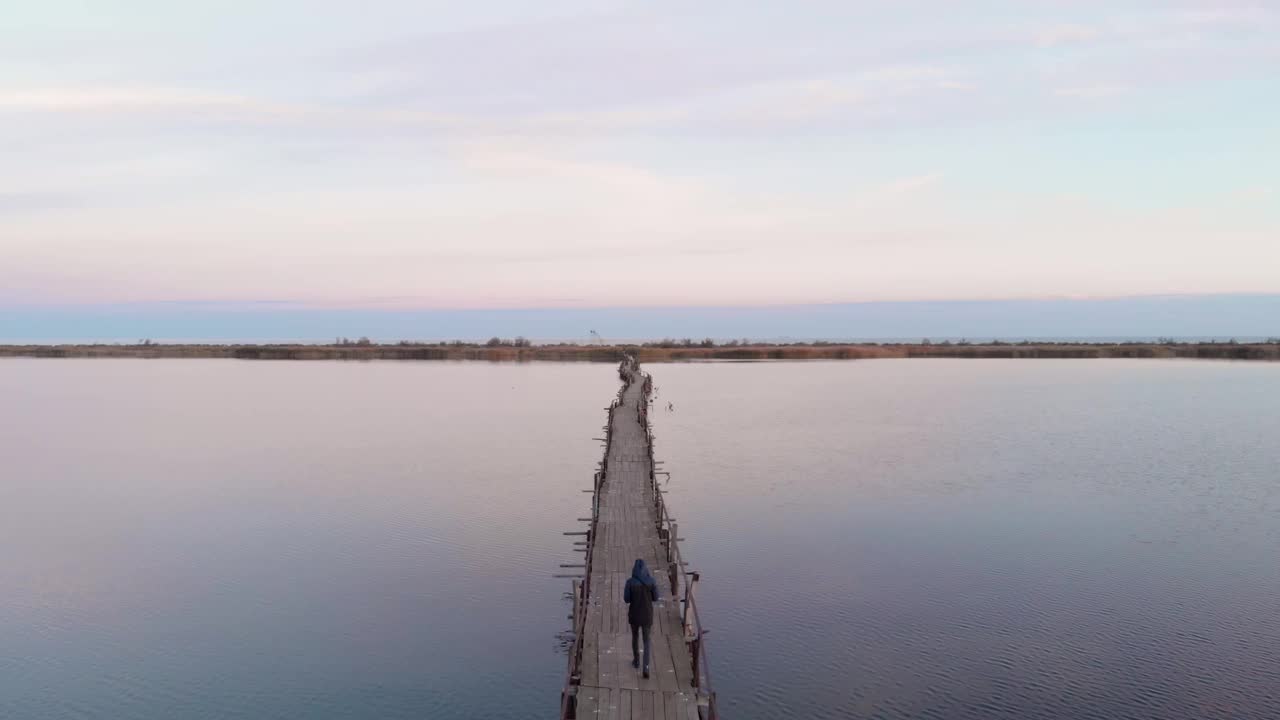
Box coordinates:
[652,360,1280,720]
[2,358,1278,719]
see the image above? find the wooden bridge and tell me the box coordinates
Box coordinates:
[560,359,718,719]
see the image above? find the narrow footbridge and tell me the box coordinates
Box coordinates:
[560,359,718,719]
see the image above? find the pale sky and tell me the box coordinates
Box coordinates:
[3,1,1279,315]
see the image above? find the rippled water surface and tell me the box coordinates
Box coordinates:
[0,359,617,720]
[3,358,1279,719]
[652,359,1280,720]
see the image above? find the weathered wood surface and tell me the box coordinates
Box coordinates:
[573,370,702,719]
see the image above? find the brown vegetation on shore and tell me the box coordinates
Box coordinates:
[2,340,1278,362]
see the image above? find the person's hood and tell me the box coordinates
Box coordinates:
[632,558,651,583]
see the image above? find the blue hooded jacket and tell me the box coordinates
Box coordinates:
[623,558,659,627]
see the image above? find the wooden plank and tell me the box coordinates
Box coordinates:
[600,573,611,636]
[583,635,599,685]
[652,627,678,692]
[578,686,600,718]
[615,573,629,632]
[597,686,615,720]
[634,688,655,720]
[652,587,669,638]
[663,692,679,720]
[606,573,616,632]
[610,631,629,693]
[667,633,691,690]
[619,631,641,690]
[677,691,699,720]
[598,632,617,689]
[652,690,667,720]
[617,688,633,720]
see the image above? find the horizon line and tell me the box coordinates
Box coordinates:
[7,291,1280,313]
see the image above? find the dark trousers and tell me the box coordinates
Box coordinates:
[630,622,651,670]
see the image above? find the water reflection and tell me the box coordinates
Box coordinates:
[654,359,1280,720]
[3,358,1278,719]
[0,359,617,720]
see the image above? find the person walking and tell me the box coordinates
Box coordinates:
[624,558,659,678]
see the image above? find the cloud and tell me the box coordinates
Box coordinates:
[0,85,472,133]
[3,1,1277,309]
[0,191,84,212]
[5,165,1277,307]
[1232,186,1274,201]
[1034,23,1103,47]
[1167,7,1277,27]
[454,140,670,182]
[881,172,944,195]
[0,88,259,112]
[839,172,946,215]
[6,3,1266,142]
[517,105,690,133]
[722,64,974,129]
[1052,85,1130,99]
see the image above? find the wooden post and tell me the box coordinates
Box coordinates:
[561,688,577,720]
[571,578,581,629]
[690,632,701,689]
[683,571,699,640]
[654,478,663,525]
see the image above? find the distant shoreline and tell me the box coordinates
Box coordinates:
[3,341,1278,362]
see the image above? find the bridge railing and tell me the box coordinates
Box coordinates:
[560,359,634,719]
[640,371,719,720]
